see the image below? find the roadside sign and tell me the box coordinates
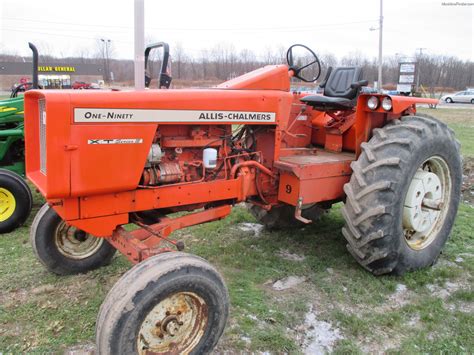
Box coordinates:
[398,61,417,94]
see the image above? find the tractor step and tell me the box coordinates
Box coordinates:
[275,149,354,179]
[275,149,354,206]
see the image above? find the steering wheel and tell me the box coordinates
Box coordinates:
[286,44,321,83]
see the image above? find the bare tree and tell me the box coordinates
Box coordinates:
[2,42,471,90]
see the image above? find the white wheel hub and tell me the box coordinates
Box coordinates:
[403,170,442,233]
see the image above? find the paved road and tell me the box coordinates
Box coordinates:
[414,102,473,110]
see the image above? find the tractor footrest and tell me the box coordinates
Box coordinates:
[275,150,354,179]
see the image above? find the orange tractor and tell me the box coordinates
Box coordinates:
[25,44,461,353]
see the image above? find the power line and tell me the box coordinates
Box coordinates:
[2,17,379,32]
[2,17,132,30]
[1,27,131,44]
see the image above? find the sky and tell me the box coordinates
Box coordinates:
[0,0,472,62]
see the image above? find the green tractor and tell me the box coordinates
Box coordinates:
[0,43,40,233]
[0,97,33,233]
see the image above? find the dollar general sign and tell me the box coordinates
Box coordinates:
[38,66,76,72]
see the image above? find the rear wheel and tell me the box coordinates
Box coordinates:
[342,115,462,275]
[249,203,327,230]
[0,169,32,233]
[96,252,229,354]
[30,204,116,275]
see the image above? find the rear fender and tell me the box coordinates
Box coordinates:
[353,94,439,156]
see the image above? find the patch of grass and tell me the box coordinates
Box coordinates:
[333,311,371,337]
[1,199,472,353]
[449,123,474,157]
[397,309,473,354]
[418,107,474,157]
[333,339,363,354]
[450,289,474,302]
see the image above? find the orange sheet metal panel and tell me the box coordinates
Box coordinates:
[25,91,72,198]
[275,151,354,206]
[278,172,350,206]
[69,214,129,237]
[353,94,438,156]
[51,177,248,236]
[275,155,353,180]
[50,198,80,221]
[25,87,293,200]
[74,177,245,220]
[217,65,290,91]
[281,102,312,148]
[69,124,156,196]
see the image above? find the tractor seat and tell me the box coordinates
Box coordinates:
[301,67,368,111]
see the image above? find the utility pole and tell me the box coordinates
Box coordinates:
[134,0,145,90]
[378,0,383,92]
[370,0,384,92]
[416,48,427,56]
[100,38,111,83]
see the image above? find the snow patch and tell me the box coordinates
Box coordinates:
[300,305,343,354]
[277,249,305,261]
[237,223,264,236]
[272,276,306,291]
[240,336,251,344]
[65,343,96,355]
[426,281,462,300]
[394,284,407,294]
[388,283,411,307]
[247,314,258,321]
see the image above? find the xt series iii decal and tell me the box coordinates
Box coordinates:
[74,108,276,123]
[87,139,143,145]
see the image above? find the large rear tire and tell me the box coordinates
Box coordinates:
[96,252,229,355]
[0,169,32,233]
[342,115,462,275]
[30,204,116,275]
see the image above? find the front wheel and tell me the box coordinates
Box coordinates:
[445,97,453,103]
[30,204,116,275]
[342,115,462,275]
[0,169,32,233]
[96,252,229,354]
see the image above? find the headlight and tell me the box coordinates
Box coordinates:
[367,96,379,110]
[382,97,392,111]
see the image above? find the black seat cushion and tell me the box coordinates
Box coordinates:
[300,95,353,111]
[324,67,362,99]
[300,66,364,111]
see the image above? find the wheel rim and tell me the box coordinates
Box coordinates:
[0,187,16,222]
[402,156,452,250]
[137,292,208,354]
[54,221,103,259]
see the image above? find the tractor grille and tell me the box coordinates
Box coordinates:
[39,99,46,175]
